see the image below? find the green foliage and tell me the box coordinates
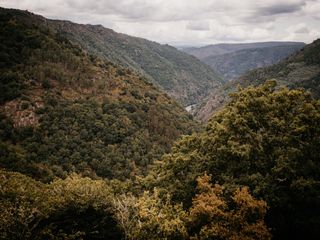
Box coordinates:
[0,8,95,104]
[0,71,25,103]
[0,169,123,240]
[189,174,271,240]
[303,39,320,65]
[147,81,320,238]
[196,39,320,121]
[114,174,271,240]
[0,8,198,182]
[46,13,223,105]
[2,96,195,181]
[114,190,188,240]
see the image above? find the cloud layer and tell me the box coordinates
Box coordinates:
[1,0,319,46]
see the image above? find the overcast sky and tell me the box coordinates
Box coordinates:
[1,0,320,46]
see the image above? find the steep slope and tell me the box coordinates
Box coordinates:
[195,39,320,121]
[202,44,305,80]
[183,41,305,60]
[0,8,198,182]
[46,18,223,106]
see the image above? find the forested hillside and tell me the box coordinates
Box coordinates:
[183,42,305,60]
[0,8,198,182]
[202,44,305,80]
[54,23,223,105]
[1,7,320,240]
[196,39,320,121]
[2,81,319,239]
[182,42,304,81]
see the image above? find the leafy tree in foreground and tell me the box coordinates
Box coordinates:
[0,169,123,240]
[114,173,270,240]
[189,174,271,240]
[146,81,320,239]
[114,190,188,240]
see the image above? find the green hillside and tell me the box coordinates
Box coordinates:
[239,38,320,96]
[196,39,320,121]
[0,8,198,182]
[202,44,305,80]
[1,7,320,240]
[48,17,223,106]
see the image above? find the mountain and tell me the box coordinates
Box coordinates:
[182,42,305,81]
[0,8,224,107]
[183,41,305,59]
[202,44,305,80]
[1,8,319,240]
[195,39,320,121]
[37,17,222,106]
[0,7,199,182]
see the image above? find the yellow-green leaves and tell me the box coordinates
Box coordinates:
[114,190,188,240]
[189,174,271,240]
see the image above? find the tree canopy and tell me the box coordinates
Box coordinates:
[146,81,320,239]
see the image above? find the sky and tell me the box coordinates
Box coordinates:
[1,0,320,46]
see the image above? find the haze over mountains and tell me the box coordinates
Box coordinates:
[196,39,320,121]
[182,42,305,81]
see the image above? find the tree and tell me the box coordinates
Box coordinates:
[147,81,320,238]
[113,190,188,240]
[189,174,271,240]
[0,170,123,240]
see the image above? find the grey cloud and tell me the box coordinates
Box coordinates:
[258,2,305,16]
[0,0,319,45]
[295,26,310,33]
[186,21,210,31]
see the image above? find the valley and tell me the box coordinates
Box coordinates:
[195,39,320,121]
[182,41,305,81]
[0,5,320,240]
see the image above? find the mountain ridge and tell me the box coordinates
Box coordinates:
[0,7,223,106]
[0,7,199,181]
[182,41,305,82]
[183,41,305,59]
[195,38,320,121]
[202,44,305,80]
[47,13,223,106]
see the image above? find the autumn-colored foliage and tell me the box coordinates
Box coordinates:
[189,174,271,240]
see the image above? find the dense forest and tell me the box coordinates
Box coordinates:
[0,8,198,182]
[1,7,320,240]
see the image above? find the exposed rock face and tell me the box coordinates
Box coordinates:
[2,94,44,128]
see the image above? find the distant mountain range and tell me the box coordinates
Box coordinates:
[182,42,305,80]
[195,39,320,121]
